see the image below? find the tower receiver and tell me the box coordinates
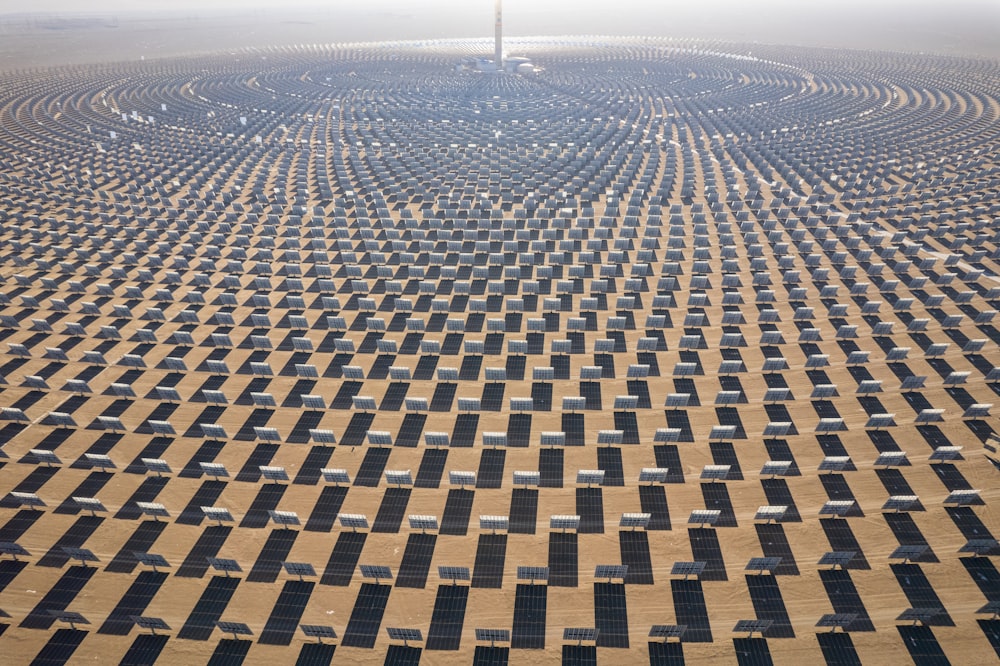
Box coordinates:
[495,0,503,72]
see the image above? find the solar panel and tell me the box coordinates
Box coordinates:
[50,611,90,628]
[613,396,639,410]
[62,547,99,564]
[945,490,982,505]
[820,500,855,517]
[269,510,300,527]
[550,515,581,531]
[700,465,731,481]
[754,506,788,522]
[896,608,944,625]
[846,353,870,367]
[282,562,317,579]
[665,393,690,408]
[760,461,792,477]
[321,469,350,484]
[339,514,369,530]
[816,418,845,432]
[457,398,481,412]
[865,413,897,429]
[671,561,706,578]
[976,602,1000,617]
[217,621,253,637]
[385,470,413,486]
[23,376,50,390]
[762,422,792,437]
[0,542,30,559]
[816,613,857,631]
[963,403,992,418]
[156,387,182,402]
[882,494,920,512]
[300,395,327,410]
[200,424,228,439]
[818,456,851,472]
[929,446,962,462]
[254,427,281,442]
[576,470,605,486]
[387,627,423,643]
[82,350,108,366]
[475,628,511,644]
[207,558,243,575]
[673,362,697,376]
[424,432,450,447]
[715,391,740,405]
[733,619,773,635]
[201,507,234,524]
[510,398,534,412]
[46,412,77,428]
[516,566,549,582]
[405,398,429,412]
[688,510,721,526]
[763,358,789,371]
[540,432,566,446]
[638,467,669,484]
[353,396,377,411]
[594,565,628,580]
[959,539,1000,556]
[131,616,171,634]
[408,515,439,531]
[30,449,62,466]
[134,552,170,570]
[301,624,338,642]
[563,627,599,643]
[136,502,170,519]
[260,466,289,482]
[745,557,782,573]
[818,551,856,568]
[480,515,509,532]
[649,624,687,640]
[874,451,908,467]
[200,462,229,478]
[438,566,471,582]
[10,492,45,508]
[202,390,228,405]
[652,428,682,445]
[889,544,928,562]
[483,432,507,448]
[73,496,107,514]
[963,339,987,353]
[708,426,737,441]
[811,384,839,399]
[83,453,115,470]
[596,431,624,447]
[887,347,910,360]
[359,564,393,581]
[449,471,476,487]
[513,471,540,487]
[148,420,177,435]
[309,429,336,444]
[619,513,651,529]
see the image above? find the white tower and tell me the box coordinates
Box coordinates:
[494,0,503,72]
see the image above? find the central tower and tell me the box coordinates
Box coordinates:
[494,0,503,72]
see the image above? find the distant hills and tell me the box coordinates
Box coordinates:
[0,13,119,33]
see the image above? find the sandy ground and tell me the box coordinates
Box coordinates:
[0,31,998,665]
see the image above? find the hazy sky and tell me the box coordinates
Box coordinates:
[5,0,999,16]
[1,0,998,64]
